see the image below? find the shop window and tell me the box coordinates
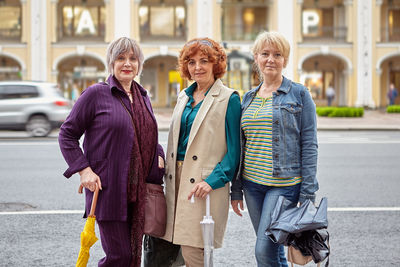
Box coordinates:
[0,56,21,80]
[221,0,268,41]
[139,3,186,41]
[58,1,105,41]
[0,0,21,42]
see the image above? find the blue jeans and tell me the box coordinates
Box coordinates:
[243,179,301,267]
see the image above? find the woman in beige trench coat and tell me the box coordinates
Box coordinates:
[162,38,241,267]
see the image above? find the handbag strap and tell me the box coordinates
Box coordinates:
[117,94,137,132]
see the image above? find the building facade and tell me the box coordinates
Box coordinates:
[0,0,399,107]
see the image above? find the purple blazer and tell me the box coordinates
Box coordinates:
[59,75,164,221]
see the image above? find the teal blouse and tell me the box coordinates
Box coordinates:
[177,82,241,190]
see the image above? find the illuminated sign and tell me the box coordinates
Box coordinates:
[76,10,96,34]
[302,9,320,35]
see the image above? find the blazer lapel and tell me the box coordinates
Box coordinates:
[172,92,189,151]
[187,79,222,149]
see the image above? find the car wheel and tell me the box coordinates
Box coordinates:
[26,115,52,137]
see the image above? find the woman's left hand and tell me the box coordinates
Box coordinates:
[158,155,164,168]
[188,181,212,199]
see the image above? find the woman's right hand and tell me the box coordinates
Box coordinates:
[79,167,102,192]
[231,200,244,217]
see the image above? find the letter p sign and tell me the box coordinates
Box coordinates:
[302,10,320,35]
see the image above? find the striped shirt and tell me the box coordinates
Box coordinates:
[241,94,302,186]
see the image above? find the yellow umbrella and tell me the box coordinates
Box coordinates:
[76,184,99,267]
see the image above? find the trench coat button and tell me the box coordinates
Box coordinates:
[169,174,172,180]
[171,152,174,158]
[274,154,278,159]
[274,137,279,142]
[192,155,197,160]
[274,120,279,125]
[190,178,195,183]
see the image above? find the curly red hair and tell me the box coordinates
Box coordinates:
[178,38,227,80]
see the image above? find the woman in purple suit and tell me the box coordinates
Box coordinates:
[59,37,165,267]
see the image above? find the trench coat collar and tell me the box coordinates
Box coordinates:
[186,79,223,149]
[171,86,190,152]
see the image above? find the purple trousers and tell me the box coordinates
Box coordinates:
[97,220,131,267]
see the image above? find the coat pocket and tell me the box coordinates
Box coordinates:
[201,167,214,180]
[281,103,302,130]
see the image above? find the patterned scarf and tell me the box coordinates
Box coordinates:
[127,81,157,267]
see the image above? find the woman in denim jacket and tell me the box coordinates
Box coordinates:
[231,31,319,267]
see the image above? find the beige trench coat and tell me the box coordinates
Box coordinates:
[162,79,235,249]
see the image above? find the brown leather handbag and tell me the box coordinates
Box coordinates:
[287,245,314,266]
[116,94,167,237]
[144,183,167,237]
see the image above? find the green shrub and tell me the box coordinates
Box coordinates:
[316,107,364,117]
[387,105,400,113]
[316,107,335,117]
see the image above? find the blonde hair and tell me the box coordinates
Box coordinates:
[106,37,144,76]
[252,31,290,68]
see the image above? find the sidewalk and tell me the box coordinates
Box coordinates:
[154,108,400,131]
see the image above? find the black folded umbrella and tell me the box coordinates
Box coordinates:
[288,229,330,264]
[266,196,328,245]
[265,196,330,265]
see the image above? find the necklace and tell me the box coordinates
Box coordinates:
[125,90,133,102]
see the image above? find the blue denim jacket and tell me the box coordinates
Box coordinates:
[231,76,319,203]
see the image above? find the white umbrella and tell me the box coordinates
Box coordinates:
[200,194,214,267]
[190,194,214,267]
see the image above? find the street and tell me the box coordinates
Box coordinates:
[0,130,400,266]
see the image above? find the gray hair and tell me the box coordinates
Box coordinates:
[106,37,144,76]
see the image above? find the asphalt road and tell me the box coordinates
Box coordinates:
[0,130,400,266]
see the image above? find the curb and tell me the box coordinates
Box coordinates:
[156,126,400,132]
[317,127,400,131]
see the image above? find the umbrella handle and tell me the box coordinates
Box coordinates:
[206,194,210,217]
[78,184,99,217]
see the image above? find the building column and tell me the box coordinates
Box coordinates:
[196,0,213,37]
[356,0,375,108]
[277,0,294,79]
[104,0,112,42]
[375,0,383,42]
[50,0,58,43]
[375,67,383,106]
[296,0,304,43]
[20,0,28,43]
[344,0,353,43]
[114,0,131,39]
[214,0,222,40]
[31,0,47,81]
[131,0,140,41]
[186,0,194,39]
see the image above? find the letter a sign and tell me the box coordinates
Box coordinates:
[76,9,96,34]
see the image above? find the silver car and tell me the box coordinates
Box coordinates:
[0,81,72,137]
